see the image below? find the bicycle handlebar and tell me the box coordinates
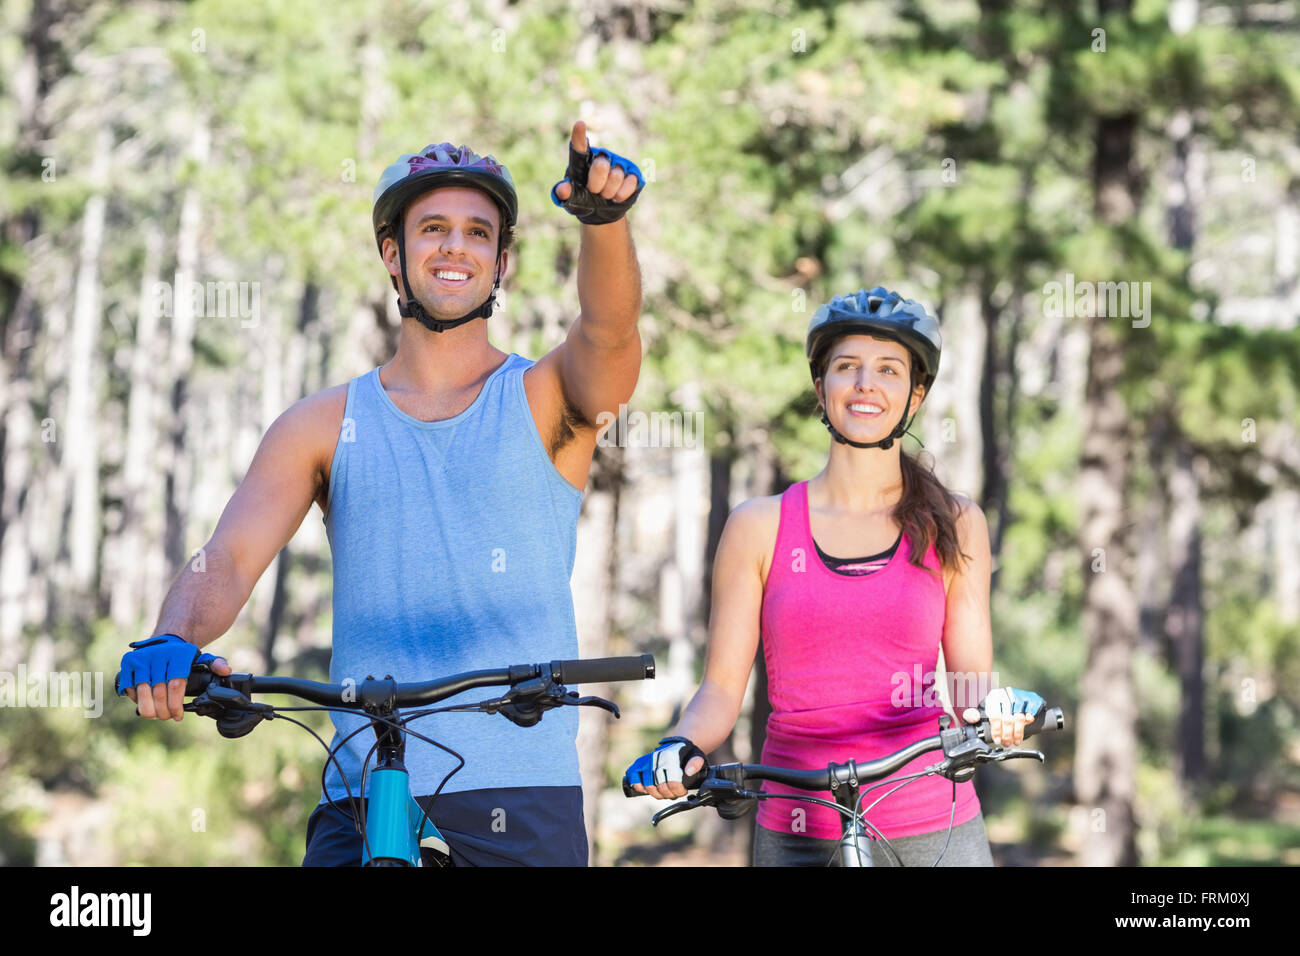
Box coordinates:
[622,704,1064,798]
[116,653,656,711]
[725,704,1064,793]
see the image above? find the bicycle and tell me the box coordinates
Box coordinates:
[624,698,1065,866]
[117,653,655,866]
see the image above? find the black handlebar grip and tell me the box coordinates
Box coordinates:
[185,663,216,697]
[555,654,655,685]
[682,762,709,790]
[1022,706,1065,740]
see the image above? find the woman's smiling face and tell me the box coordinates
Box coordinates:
[815,334,926,439]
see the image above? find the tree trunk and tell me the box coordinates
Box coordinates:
[108,226,165,631]
[1075,309,1141,842]
[1165,437,1205,785]
[922,288,983,500]
[1076,9,1142,860]
[0,0,59,655]
[1269,189,1300,622]
[1138,410,1173,652]
[978,278,1004,522]
[0,321,36,655]
[703,419,734,613]
[574,446,622,865]
[667,382,706,702]
[163,118,211,575]
[66,127,112,600]
[1075,308,1140,867]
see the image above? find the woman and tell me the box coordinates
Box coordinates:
[625,287,1043,866]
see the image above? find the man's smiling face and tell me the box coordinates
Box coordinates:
[383,186,507,322]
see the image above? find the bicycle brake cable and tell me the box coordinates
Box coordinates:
[928,778,957,867]
[257,702,464,863]
[391,708,468,861]
[207,700,410,863]
[848,770,940,867]
[723,791,894,866]
[397,699,568,845]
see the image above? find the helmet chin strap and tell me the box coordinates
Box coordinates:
[394,217,502,333]
[820,367,925,451]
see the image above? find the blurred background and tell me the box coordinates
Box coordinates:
[1,0,1297,867]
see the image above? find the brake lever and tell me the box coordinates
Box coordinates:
[651,796,707,825]
[491,683,622,727]
[184,685,274,739]
[650,778,755,826]
[979,747,1045,764]
[186,684,260,716]
[565,693,620,718]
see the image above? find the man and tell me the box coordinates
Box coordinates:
[117,121,645,865]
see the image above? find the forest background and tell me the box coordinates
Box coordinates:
[1,0,1297,866]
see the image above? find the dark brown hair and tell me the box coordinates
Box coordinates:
[813,334,972,579]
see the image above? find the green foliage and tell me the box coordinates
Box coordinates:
[4,0,1298,866]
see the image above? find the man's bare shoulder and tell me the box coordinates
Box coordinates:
[274,382,349,446]
[262,383,349,495]
[299,382,350,423]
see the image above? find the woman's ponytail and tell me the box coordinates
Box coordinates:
[895,450,971,579]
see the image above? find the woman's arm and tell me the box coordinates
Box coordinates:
[632,496,775,799]
[940,496,994,713]
[940,497,1035,746]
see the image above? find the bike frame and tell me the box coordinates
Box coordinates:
[354,694,451,866]
[359,761,449,866]
[829,771,874,867]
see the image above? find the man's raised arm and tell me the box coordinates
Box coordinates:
[533,120,645,427]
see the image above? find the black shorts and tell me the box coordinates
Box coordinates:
[302,786,588,867]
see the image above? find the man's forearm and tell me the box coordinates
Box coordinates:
[576,219,641,347]
[152,544,252,649]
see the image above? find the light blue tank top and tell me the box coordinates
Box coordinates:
[319,353,584,802]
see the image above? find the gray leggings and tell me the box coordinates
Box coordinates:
[752,812,994,867]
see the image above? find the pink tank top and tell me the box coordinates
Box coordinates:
[756,481,981,840]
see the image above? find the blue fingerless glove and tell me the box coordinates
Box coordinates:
[982,687,1045,720]
[550,142,645,225]
[115,634,211,696]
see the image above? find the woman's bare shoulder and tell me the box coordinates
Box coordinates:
[949,493,989,544]
[726,493,783,535]
[720,494,785,581]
